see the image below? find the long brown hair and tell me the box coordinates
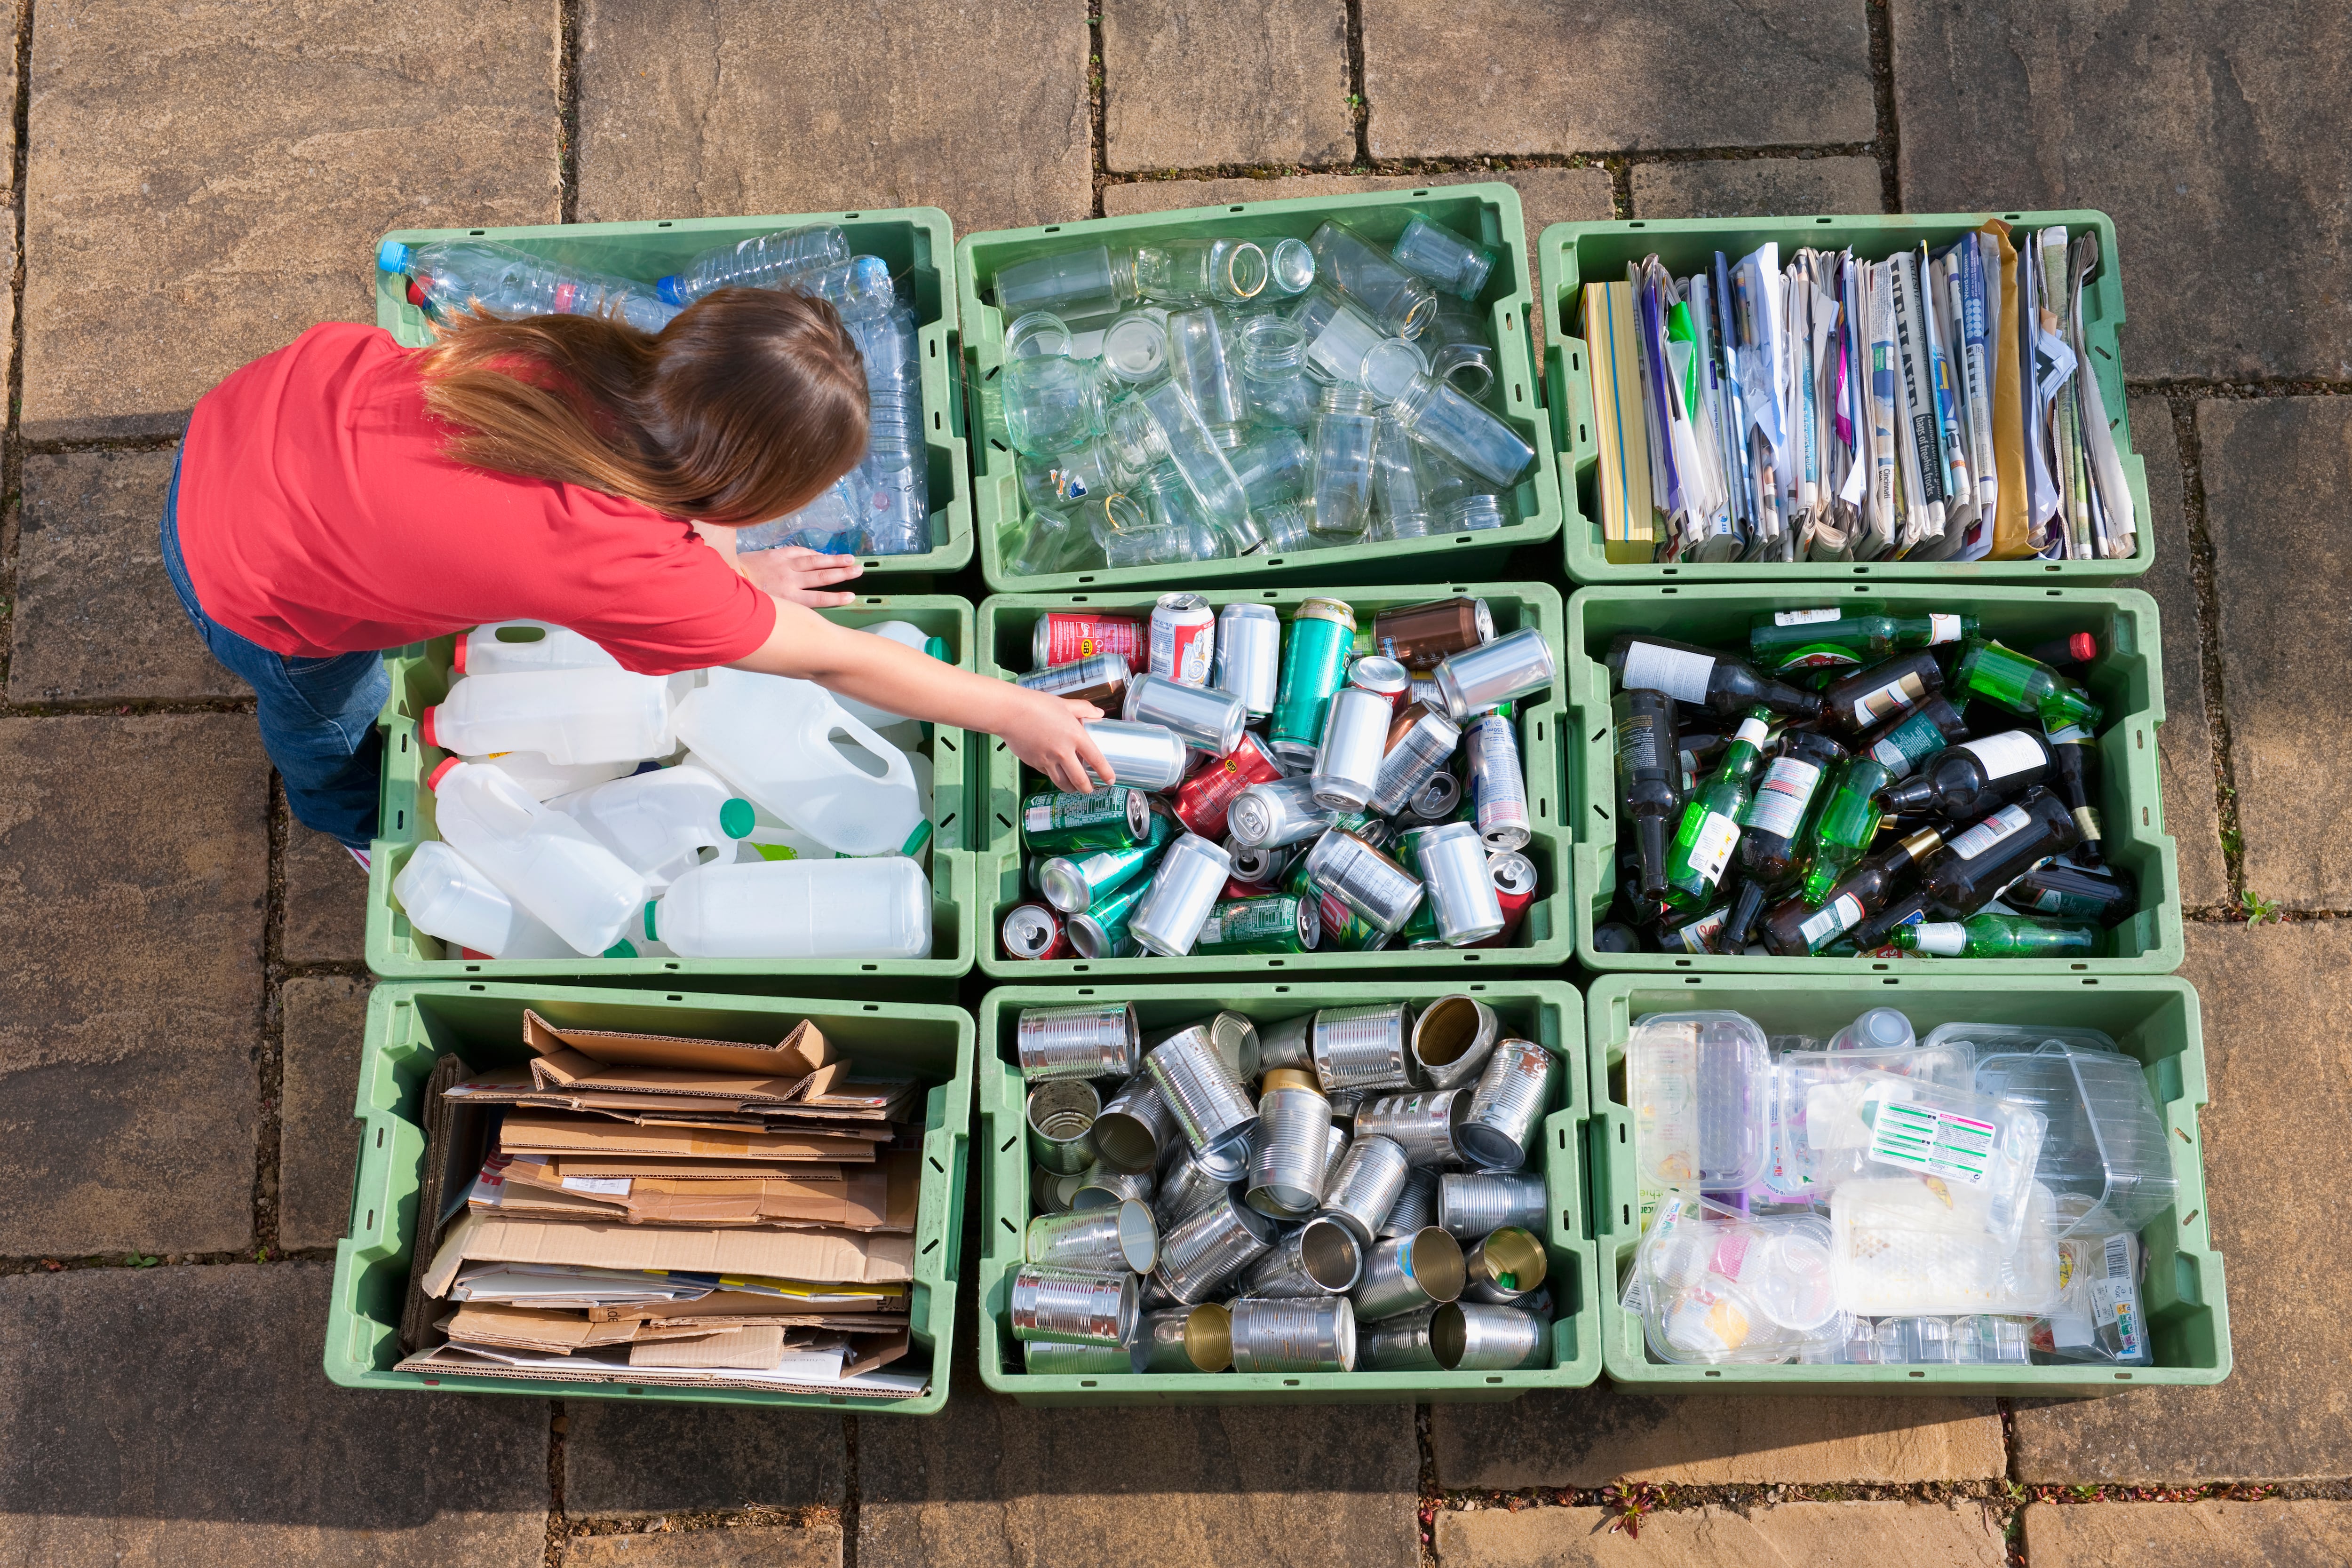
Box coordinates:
[414,287,870,523]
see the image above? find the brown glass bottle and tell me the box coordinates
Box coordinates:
[1761,821,1951,956]
[1821,651,1946,735]
[1915,787,2082,916]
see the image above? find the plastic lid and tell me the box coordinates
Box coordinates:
[643,902,660,941]
[2068,632,2098,663]
[1358,340,1427,404]
[375,238,412,274]
[450,635,468,675]
[656,274,687,306]
[922,635,951,662]
[602,939,637,959]
[850,254,893,297]
[418,706,442,751]
[425,755,460,791]
[719,799,756,839]
[901,817,934,857]
[1747,1229,1839,1330]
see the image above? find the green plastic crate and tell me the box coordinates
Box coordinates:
[1539,210,2152,585]
[1586,974,2227,1393]
[373,207,971,579]
[1567,584,2181,973]
[958,183,1561,593]
[325,981,973,1414]
[977,583,1573,978]
[365,595,978,990]
[975,980,1597,1405]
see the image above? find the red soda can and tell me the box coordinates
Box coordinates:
[1033,612,1146,673]
[1224,875,1276,901]
[1469,850,1539,948]
[1348,655,1413,714]
[1001,903,1070,960]
[1170,731,1285,840]
[1149,593,1217,688]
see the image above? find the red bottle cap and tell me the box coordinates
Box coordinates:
[426,755,461,791]
[451,635,469,675]
[406,277,429,308]
[2068,632,2098,664]
[419,706,442,750]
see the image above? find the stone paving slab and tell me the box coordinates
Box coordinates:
[2198,396,2352,911]
[1631,156,1884,219]
[276,975,371,1253]
[563,1525,842,1568]
[8,447,241,705]
[2013,921,2352,1482]
[0,715,268,1256]
[0,1263,548,1566]
[1430,1390,2003,1490]
[2127,394,2229,911]
[2025,1500,2352,1568]
[1434,1500,2007,1567]
[23,0,558,442]
[1102,0,1352,172]
[563,1404,845,1518]
[858,1394,1419,1568]
[577,0,1092,237]
[1892,0,2352,382]
[282,820,372,966]
[1361,0,1874,158]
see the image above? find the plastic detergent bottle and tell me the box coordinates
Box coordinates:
[671,667,924,856]
[455,622,620,677]
[550,764,755,889]
[390,839,579,958]
[645,857,932,960]
[426,760,649,955]
[421,668,673,766]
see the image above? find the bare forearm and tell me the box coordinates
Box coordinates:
[729,599,1012,729]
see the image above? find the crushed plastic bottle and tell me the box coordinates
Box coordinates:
[426,759,650,955]
[378,238,680,335]
[838,304,930,555]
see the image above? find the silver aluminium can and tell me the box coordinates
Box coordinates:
[1025,1200,1159,1274]
[1410,993,1500,1091]
[1466,712,1532,852]
[1229,1294,1356,1372]
[1367,705,1462,815]
[1310,1001,1414,1092]
[1407,768,1462,822]
[1009,1263,1139,1346]
[1026,1079,1102,1175]
[1437,1171,1549,1239]
[1240,1214,1363,1296]
[1150,1188,1279,1306]
[1083,720,1191,791]
[1001,902,1066,960]
[1457,1037,1555,1172]
[1017,1001,1140,1080]
[1319,1134,1412,1246]
[1023,1338,1139,1375]
[1433,626,1556,723]
[1225,839,1298,886]
[1126,833,1234,957]
[1308,687,1391,811]
[1405,820,1506,945]
[1351,1226,1467,1322]
[1224,777,1331,849]
[1355,1089,1473,1168]
[1303,828,1426,935]
[1124,671,1248,755]
[1154,1143,1238,1227]
[1488,848,1538,902]
[1214,602,1282,717]
[1246,1082,1334,1217]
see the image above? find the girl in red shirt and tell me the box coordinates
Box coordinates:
[166,288,1109,854]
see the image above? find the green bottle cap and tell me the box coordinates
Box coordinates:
[901,817,935,857]
[642,902,659,941]
[922,636,951,662]
[602,938,636,959]
[719,798,756,839]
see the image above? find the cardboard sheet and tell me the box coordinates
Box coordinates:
[420,1211,915,1295]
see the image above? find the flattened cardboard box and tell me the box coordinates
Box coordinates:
[421,1210,915,1295]
[522,1008,834,1079]
[498,1113,877,1163]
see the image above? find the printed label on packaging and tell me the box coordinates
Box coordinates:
[1868,710,1947,778]
[1911,922,1967,956]
[1733,715,1771,749]
[1686,810,1739,884]
[1866,1099,1998,1184]
[1929,613,1963,643]
[1742,757,1823,839]
[1619,641,1716,706]
[1774,609,1841,626]
[562,1176,632,1196]
[1618,713,1661,771]
[1947,802,2033,860]
[1853,672,1926,725]
[1798,893,1864,948]
[1960,729,2046,783]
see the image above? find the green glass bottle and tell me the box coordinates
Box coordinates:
[1891,912,2096,958]
[1662,708,1770,915]
[1748,609,1981,673]
[1797,757,1891,903]
[1951,637,2103,729]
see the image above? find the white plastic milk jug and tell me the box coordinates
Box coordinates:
[551,764,755,889]
[671,667,923,856]
[427,759,650,954]
[390,839,579,958]
[645,857,932,960]
[422,668,672,764]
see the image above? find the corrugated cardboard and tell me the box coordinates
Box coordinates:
[553,1157,845,1181]
[522,1009,833,1078]
[493,1150,914,1231]
[420,1210,915,1295]
[400,1052,484,1355]
[628,1323,789,1370]
[498,1114,876,1163]
[439,1303,720,1354]
[587,1291,909,1327]
[393,1341,929,1400]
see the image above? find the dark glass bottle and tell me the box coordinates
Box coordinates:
[1613,689,1680,900]
[1852,695,1971,780]
[2000,862,2137,927]
[1724,873,1772,951]
[1606,633,1824,719]
[1662,710,1771,915]
[1738,728,1848,886]
[1878,729,2053,818]
[1914,787,2083,916]
[1658,901,1731,955]
[1821,651,1947,735]
[1761,821,1951,956]
[2026,631,2098,669]
[2043,720,2106,865]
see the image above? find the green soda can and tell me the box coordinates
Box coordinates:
[1269,598,1358,766]
[1194,894,1320,955]
[1951,637,2103,729]
[1397,897,1443,949]
[1797,757,1890,904]
[1280,853,1381,951]
[1021,785,1156,854]
[1037,807,1175,912]
[1067,873,1154,958]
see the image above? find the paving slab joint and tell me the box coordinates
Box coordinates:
[1087,0,1106,218]
[840,1412,860,1568]
[557,0,581,224]
[546,1400,569,1568]
[1343,0,1370,168]
[2168,391,2254,918]
[0,0,33,699]
[1866,0,1901,210]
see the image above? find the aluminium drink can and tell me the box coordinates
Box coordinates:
[1214,602,1282,717]
[1001,902,1069,961]
[1149,592,1217,688]
[1367,596,1494,670]
[1172,732,1285,840]
[1408,768,1463,822]
[1037,813,1172,912]
[1124,672,1249,755]
[1193,893,1320,955]
[1225,776,1333,850]
[1433,626,1556,723]
[1126,833,1235,957]
[1022,785,1155,853]
[1467,713,1532,852]
[1404,820,1506,945]
[1081,721,1191,791]
[1467,849,1539,949]
[1347,654,1413,713]
[1225,839,1298,887]
[1367,702,1462,816]
[1035,611,1145,673]
[1017,651,1132,705]
[1309,686,1392,811]
[1270,598,1358,764]
[1067,873,1153,958]
[1303,827,1426,935]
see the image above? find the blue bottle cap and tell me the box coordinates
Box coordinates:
[656,275,687,306]
[376,238,413,275]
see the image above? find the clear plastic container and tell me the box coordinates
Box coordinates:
[1966,1028,2179,1238]
[1627,1010,1772,1194]
[1634,1193,1849,1364]
[1775,1067,2046,1246]
[1828,1176,2063,1318]
[1828,1006,1916,1053]
[1770,1039,1977,1201]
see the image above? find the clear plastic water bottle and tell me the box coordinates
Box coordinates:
[550,764,755,890]
[391,838,580,958]
[1390,215,1499,301]
[671,667,925,856]
[426,759,651,955]
[1384,372,1536,487]
[734,482,860,555]
[1164,307,1249,447]
[654,223,851,305]
[421,668,674,765]
[1306,221,1439,338]
[455,622,619,678]
[1236,314,1319,428]
[785,255,899,322]
[646,856,932,960]
[1308,384,1379,539]
[379,238,680,336]
[839,303,930,555]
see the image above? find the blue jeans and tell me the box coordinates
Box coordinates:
[161,458,388,848]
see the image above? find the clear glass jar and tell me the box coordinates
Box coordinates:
[1308,383,1379,540]
[1237,315,1319,428]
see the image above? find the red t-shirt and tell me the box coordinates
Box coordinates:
[175,322,776,676]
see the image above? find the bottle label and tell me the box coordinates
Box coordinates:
[1670,907,1728,952]
[1866,1099,1998,1185]
[1779,642,1864,671]
[1620,641,1716,706]
[1616,714,1661,772]
[1742,757,1824,840]
[1732,715,1771,749]
[1799,893,1864,949]
[2074,806,2104,841]
[1948,803,2033,860]
[2047,722,2092,747]
[1912,921,1968,956]
[1851,672,1926,725]
[1929,614,1963,643]
[1959,730,2046,783]
[1686,811,1739,884]
[1868,710,1947,778]
[1773,608,1841,626]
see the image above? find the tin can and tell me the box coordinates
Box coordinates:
[1208,1010,1260,1082]
[1359,1301,1542,1371]
[1086,1076,1173,1173]
[1150,1188,1278,1306]
[1369,596,1495,670]
[1153,1144,1237,1227]
[1405,820,1507,945]
[1073,1163,1156,1210]
[1010,1264,1139,1346]
[1144,1021,1259,1166]
[1351,1227,1466,1321]
[1380,1167,1438,1238]
[1327,1085,1367,1123]
[1407,995,1498,1091]
[1255,1013,1314,1074]
[1309,686,1391,811]
[1127,833,1234,958]
[1367,703,1461,816]
[1017,651,1130,705]
[1319,1134,1411,1246]
[1214,602,1282,717]
[1458,1038,1555,1172]
[1438,1172,1549,1239]
[1310,1001,1414,1091]
[1225,839,1297,887]
[1033,1164,1088,1215]
[1483,851,1538,943]
[1067,874,1152,958]
[1171,732,1284,839]
[1022,786,1155,854]
[1247,1081,1334,1217]
[1022,1338,1139,1375]
[1016,1000,1139,1080]
[1225,777,1333,850]
[1462,1225,1548,1304]
[1195,894,1319,956]
[1434,626,1554,723]
[1082,721,1191,792]
[1038,808,1173,913]
[1025,1200,1159,1275]
[1348,655,1413,713]
[1270,598,1358,764]
[1241,1214,1363,1296]
[1035,611,1145,673]
[1319,1123,1351,1191]
[1466,713,1532,852]
[1149,592,1217,687]
[1137,1303,1234,1372]
[1303,828,1426,935]
[1453,1302,1547,1369]
[1356,1089,1473,1167]
[1124,672,1248,756]
[1001,903,1069,961]
[1408,768,1463,822]
[1230,1294,1356,1372]
[1026,1079,1101,1175]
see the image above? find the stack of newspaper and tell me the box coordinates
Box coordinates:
[1585,222,2136,565]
